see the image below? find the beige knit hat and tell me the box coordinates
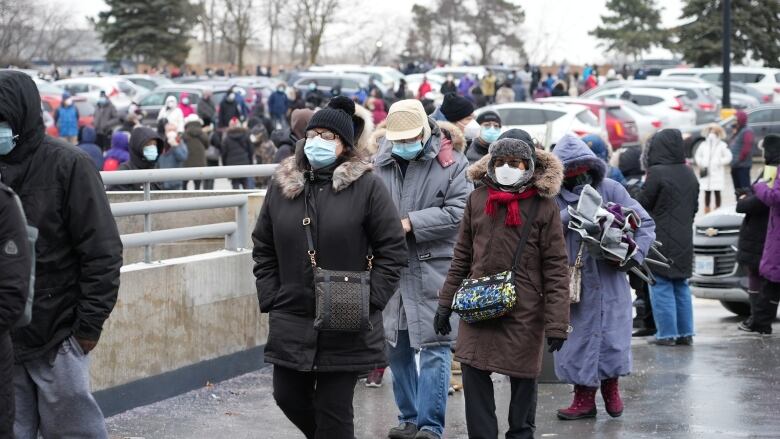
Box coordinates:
[385,99,431,143]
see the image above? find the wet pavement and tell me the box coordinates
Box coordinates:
[106,298,780,439]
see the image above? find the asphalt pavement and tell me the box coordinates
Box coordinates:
[106,298,780,439]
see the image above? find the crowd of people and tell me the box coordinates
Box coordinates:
[1,60,779,439]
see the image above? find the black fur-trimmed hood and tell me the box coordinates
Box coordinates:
[273,156,374,199]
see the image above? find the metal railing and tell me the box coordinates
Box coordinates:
[102,165,277,263]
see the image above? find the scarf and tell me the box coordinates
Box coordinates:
[485,187,538,227]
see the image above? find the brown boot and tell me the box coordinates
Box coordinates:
[557,385,598,420]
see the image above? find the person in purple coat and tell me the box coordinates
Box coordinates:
[751,134,780,334]
[552,134,656,421]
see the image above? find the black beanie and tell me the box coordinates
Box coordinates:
[306,96,355,149]
[440,93,474,123]
[764,134,780,166]
[476,111,501,126]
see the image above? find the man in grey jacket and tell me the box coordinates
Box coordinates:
[373,99,472,439]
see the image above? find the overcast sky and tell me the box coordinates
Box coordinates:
[70,0,685,64]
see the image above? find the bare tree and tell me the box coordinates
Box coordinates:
[222,0,255,73]
[264,0,284,68]
[299,0,340,65]
[0,0,38,64]
[436,0,463,64]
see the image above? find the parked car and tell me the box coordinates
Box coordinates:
[728,82,774,104]
[292,72,372,99]
[585,87,698,129]
[53,76,140,112]
[42,104,58,137]
[660,66,780,101]
[122,74,173,91]
[616,100,663,143]
[535,97,641,149]
[681,104,780,158]
[135,84,236,125]
[630,58,685,77]
[426,65,515,85]
[709,84,761,109]
[476,102,601,148]
[40,95,95,130]
[307,65,405,93]
[690,205,751,316]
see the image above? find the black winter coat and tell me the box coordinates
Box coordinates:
[736,182,770,271]
[106,126,164,191]
[0,183,30,432]
[637,129,699,279]
[0,71,123,362]
[252,155,407,372]
[221,127,253,166]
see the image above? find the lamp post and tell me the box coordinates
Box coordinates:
[722,0,731,109]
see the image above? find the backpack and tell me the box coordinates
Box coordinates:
[1,185,38,328]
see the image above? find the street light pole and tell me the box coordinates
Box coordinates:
[722,0,731,109]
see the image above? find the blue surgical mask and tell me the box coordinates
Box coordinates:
[143,145,159,162]
[0,122,16,156]
[392,140,424,160]
[481,127,501,143]
[304,136,338,169]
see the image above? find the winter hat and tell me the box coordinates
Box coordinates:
[736,110,748,127]
[498,128,537,161]
[487,138,536,186]
[440,92,474,123]
[184,113,202,126]
[306,96,355,149]
[476,111,501,126]
[583,134,609,162]
[385,99,432,143]
[701,123,726,140]
[291,108,315,140]
[763,134,780,166]
[62,91,71,101]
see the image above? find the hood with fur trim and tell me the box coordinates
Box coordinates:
[273,155,374,199]
[467,149,563,199]
[369,119,465,159]
[353,103,375,153]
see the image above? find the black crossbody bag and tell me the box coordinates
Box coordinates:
[303,183,373,332]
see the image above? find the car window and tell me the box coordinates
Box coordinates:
[700,73,721,82]
[774,110,780,121]
[133,79,157,90]
[139,92,166,106]
[341,79,360,90]
[575,110,599,126]
[543,110,566,122]
[117,81,136,96]
[749,110,772,123]
[63,83,90,94]
[668,72,696,77]
[607,107,632,120]
[631,94,663,106]
[74,101,95,117]
[732,73,765,83]
[775,73,780,83]
[497,108,548,125]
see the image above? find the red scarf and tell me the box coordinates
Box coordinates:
[485,187,538,227]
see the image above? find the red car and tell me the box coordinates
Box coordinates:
[536,97,640,149]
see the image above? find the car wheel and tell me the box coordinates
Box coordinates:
[720,300,751,316]
[689,138,703,160]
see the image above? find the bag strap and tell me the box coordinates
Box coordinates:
[511,197,540,271]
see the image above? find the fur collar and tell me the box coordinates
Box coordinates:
[369,119,465,156]
[273,156,374,199]
[353,104,375,152]
[467,149,564,199]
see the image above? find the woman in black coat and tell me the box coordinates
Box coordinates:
[252,98,407,439]
[736,184,770,332]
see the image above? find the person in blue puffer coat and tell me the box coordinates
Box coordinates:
[54,93,79,144]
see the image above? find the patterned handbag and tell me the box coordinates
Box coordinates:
[303,184,373,332]
[569,241,584,304]
[451,198,539,323]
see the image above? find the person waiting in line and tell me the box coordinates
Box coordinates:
[729,110,755,191]
[695,124,732,213]
[106,126,164,191]
[221,118,254,189]
[182,114,209,189]
[77,125,104,171]
[552,134,655,421]
[436,138,570,439]
[465,111,501,165]
[54,92,79,144]
[637,130,699,346]
[252,97,407,439]
[156,122,189,190]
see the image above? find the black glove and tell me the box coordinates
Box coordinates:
[433,305,453,336]
[547,337,566,353]
[618,258,640,273]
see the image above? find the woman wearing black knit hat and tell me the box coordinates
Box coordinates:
[252,96,408,438]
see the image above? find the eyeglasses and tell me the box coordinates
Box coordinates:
[306,129,338,141]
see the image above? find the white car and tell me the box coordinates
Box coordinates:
[476,102,601,149]
[53,76,141,112]
[615,100,662,143]
[586,87,697,129]
[307,64,405,93]
[660,66,780,101]
[404,73,446,103]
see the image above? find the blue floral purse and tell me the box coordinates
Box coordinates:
[451,199,539,323]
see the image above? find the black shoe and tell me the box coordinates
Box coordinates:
[649,338,676,346]
[388,422,418,439]
[676,336,694,345]
[632,328,657,337]
[738,322,772,335]
[414,430,441,439]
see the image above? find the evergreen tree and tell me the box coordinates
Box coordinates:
[676,0,780,67]
[93,0,198,66]
[590,0,668,60]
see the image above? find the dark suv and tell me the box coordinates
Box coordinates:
[690,205,751,316]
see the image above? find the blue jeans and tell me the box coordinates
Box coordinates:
[650,275,695,340]
[388,330,451,438]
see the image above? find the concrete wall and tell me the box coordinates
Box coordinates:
[90,250,267,393]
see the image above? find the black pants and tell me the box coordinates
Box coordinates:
[202,159,220,190]
[272,365,358,439]
[731,167,752,191]
[0,334,14,437]
[631,273,656,330]
[183,180,202,190]
[704,190,722,209]
[462,364,537,439]
[752,279,780,331]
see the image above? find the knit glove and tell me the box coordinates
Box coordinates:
[547,337,566,353]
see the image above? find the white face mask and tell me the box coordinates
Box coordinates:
[495,164,528,186]
[463,119,481,140]
[249,134,258,143]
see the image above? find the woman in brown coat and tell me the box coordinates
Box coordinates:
[435,138,570,439]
